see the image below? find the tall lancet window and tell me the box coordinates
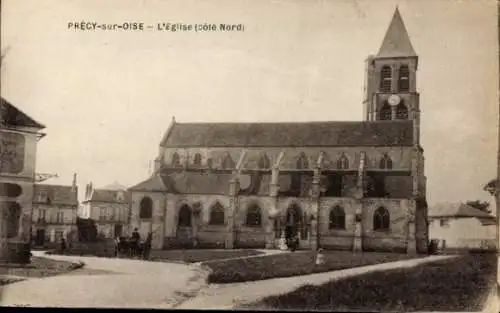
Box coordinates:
[222,154,235,169]
[171,152,180,167]
[380,101,392,120]
[396,101,409,120]
[398,65,410,92]
[379,66,392,92]
[296,153,309,169]
[379,153,393,170]
[258,154,271,170]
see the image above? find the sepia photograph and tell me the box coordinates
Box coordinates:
[0,0,498,311]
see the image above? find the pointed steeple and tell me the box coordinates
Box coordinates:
[376,7,417,58]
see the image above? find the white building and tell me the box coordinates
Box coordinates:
[428,202,496,251]
[32,175,79,247]
[79,182,130,238]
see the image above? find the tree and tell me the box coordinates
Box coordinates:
[483,178,498,196]
[466,200,491,214]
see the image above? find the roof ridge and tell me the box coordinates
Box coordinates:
[175,120,412,125]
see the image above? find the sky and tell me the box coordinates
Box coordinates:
[1,0,498,210]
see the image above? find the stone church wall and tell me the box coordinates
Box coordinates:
[361,199,410,252]
[318,198,357,250]
[162,146,414,171]
[131,188,421,252]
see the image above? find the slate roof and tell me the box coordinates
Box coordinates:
[0,97,45,129]
[34,184,78,206]
[101,182,128,190]
[87,189,129,203]
[429,202,495,220]
[161,120,413,147]
[129,171,233,195]
[128,175,170,192]
[376,8,417,58]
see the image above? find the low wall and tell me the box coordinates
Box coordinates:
[62,240,116,257]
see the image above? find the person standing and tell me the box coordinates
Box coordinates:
[60,237,67,254]
[131,228,140,257]
[143,232,152,260]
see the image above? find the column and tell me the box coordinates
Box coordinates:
[152,199,165,250]
[407,221,417,254]
[407,207,417,254]
[309,167,321,251]
[226,178,240,249]
[353,201,363,252]
[192,203,201,248]
[266,167,280,249]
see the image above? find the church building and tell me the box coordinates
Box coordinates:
[129,8,429,253]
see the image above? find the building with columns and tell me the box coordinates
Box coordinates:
[128,8,429,253]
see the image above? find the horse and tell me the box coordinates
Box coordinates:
[115,236,144,259]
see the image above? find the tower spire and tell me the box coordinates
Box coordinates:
[376,7,417,58]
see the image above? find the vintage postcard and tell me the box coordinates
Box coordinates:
[0,0,498,311]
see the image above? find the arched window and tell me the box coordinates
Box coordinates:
[246,204,262,227]
[222,154,235,169]
[398,65,410,92]
[139,197,153,219]
[329,206,345,229]
[178,204,192,227]
[336,154,349,170]
[296,153,309,169]
[373,206,390,230]
[206,158,213,168]
[379,154,393,170]
[396,101,408,120]
[380,101,392,120]
[193,153,202,166]
[209,202,225,225]
[171,152,180,167]
[5,202,21,238]
[379,65,392,92]
[258,154,271,169]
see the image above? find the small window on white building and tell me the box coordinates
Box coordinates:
[100,207,106,221]
[56,212,64,223]
[440,219,450,227]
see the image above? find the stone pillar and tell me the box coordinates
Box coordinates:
[353,201,363,252]
[192,203,202,248]
[310,215,318,250]
[309,167,321,251]
[152,201,165,250]
[266,167,280,249]
[226,178,240,249]
[407,206,417,254]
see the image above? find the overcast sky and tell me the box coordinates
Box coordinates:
[1,0,498,210]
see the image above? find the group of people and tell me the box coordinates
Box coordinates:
[114,228,153,260]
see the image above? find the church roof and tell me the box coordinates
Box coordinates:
[128,175,170,192]
[376,8,417,58]
[128,171,233,195]
[0,97,45,129]
[429,202,495,220]
[160,120,413,147]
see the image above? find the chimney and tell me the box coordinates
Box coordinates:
[71,173,77,192]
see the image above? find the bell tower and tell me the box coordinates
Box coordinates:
[364,7,420,144]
